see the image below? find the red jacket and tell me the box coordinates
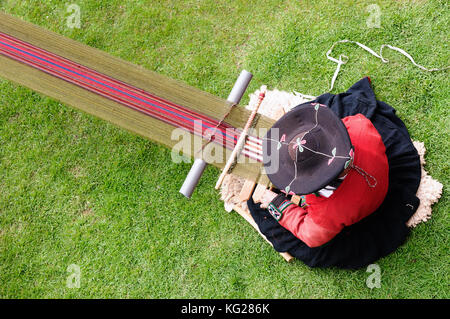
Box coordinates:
[268,114,389,247]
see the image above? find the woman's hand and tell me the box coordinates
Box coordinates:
[258,189,278,209]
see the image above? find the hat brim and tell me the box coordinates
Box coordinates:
[262,103,352,195]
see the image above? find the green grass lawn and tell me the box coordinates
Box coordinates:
[0,0,448,298]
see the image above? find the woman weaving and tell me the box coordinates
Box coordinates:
[248,78,422,269]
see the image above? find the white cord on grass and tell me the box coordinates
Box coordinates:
[326,40,450,91]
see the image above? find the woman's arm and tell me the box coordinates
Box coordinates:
[259,190,339,247]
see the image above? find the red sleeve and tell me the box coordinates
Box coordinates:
[268,195,340,248]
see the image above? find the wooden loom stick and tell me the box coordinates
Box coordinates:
[215,90,266,189]
[239,179,257,202]
[180,70,253,198]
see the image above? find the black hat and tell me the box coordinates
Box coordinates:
[262,102,354,195]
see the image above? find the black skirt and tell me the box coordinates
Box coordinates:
[247,77,421,269]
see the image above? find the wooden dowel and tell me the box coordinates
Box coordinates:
[215,90,266,189]
[239,179,257,202]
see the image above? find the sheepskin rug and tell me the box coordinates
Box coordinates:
[220,86,443,228]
